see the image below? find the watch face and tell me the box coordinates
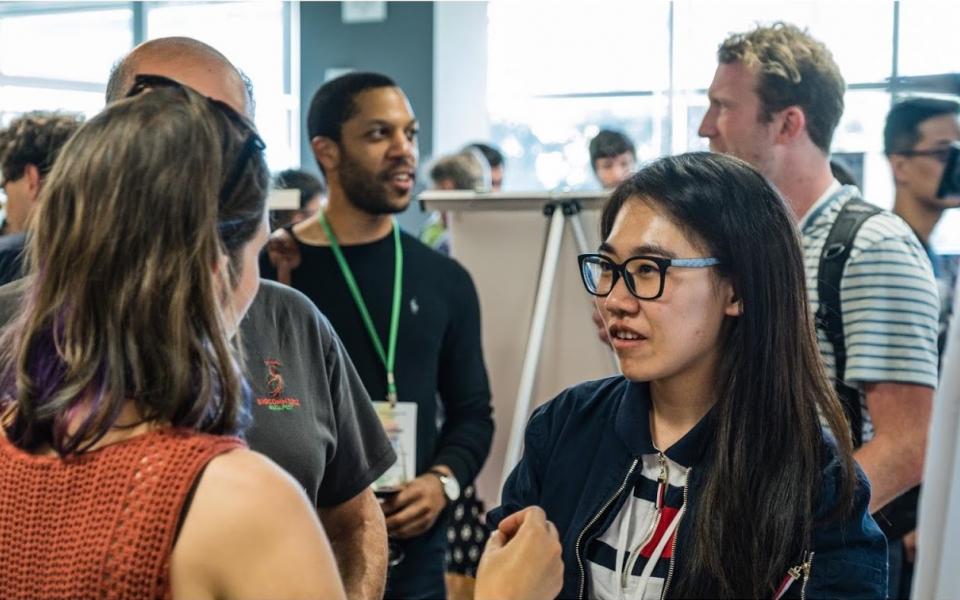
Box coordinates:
[437,473,460,501]
[445,476,460,502]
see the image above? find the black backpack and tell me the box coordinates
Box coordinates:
[815,196,919,541]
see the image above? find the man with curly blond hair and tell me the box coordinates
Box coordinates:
[699,22,939,594]
[0,111,82,283]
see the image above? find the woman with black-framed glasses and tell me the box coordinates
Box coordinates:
[489,152,887,599]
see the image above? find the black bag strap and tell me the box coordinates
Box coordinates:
[815,197,882,448]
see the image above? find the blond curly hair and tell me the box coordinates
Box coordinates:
[718,22,845,154]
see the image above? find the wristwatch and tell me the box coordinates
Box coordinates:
[428,468,460,503]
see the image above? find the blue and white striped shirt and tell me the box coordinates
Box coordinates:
[800,184,940,442]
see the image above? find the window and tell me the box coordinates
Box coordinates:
[145,1,298,169]
[898,2,960,77]
[0,7,132,83]
[0,1,297,170]
[487,1,960,249]
[487,1,670,191]
[0,3,132,123]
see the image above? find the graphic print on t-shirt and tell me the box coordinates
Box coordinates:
[256,359,301,411]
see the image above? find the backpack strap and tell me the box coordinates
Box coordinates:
[815,197,882,448]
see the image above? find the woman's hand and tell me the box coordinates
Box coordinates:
[474,506,563,600]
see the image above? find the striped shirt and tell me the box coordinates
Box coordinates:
[586,452,688,600]
[801,183,940,442]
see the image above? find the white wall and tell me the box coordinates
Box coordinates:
[432,2,489,157]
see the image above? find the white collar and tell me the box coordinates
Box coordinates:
[797,179,842,232]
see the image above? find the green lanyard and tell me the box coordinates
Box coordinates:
[318,211,402,406]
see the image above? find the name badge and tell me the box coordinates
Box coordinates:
[373,401,417,489]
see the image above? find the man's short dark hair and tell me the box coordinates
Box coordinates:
[274,168,326,210]
[464,142,504,169]
[884,96,960,155]
[0,112,83,184]
[589,129,636,168]
[718,22,845,155]
[306,72,396,143]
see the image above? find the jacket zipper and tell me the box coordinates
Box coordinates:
[775,551,814,600]
[800,551,813,600]
[576,457,640,600]
[659,466,690,600]
[620,453,669,589]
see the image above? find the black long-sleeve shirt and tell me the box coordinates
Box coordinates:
[261,227,494,489]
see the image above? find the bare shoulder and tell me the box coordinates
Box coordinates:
[183,448,318,544]
[171,449,345,600]
[199,447,302,501]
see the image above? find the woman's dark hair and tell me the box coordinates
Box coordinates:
[0,85,268,455]
[601,152,856,598]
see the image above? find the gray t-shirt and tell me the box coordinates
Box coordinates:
[0,278,396,508]
[240,279,396,507]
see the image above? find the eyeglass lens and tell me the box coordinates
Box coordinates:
[581,256,663,299]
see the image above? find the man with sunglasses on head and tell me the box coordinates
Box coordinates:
[110,38,400,600]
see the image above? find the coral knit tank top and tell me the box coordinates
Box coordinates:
[0,427,244,600]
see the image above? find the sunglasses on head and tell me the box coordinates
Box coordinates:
[125,73,266,206]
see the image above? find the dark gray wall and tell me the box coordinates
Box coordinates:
[299,1,434,175]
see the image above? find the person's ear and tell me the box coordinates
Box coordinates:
[775,106,806,145]
[24,164,41,201]
[888,153,911,185]
[723,281,743,317]
[311,137,340,174]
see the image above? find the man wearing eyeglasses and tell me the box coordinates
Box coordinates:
[887,97,960,342]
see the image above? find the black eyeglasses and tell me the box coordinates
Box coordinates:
[895,147,953,164]
[125,74,266,206]
[578,253,721,300]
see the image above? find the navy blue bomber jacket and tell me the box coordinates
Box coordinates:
[488,376,888,599]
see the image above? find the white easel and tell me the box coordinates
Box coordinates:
[418,190,616,492]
